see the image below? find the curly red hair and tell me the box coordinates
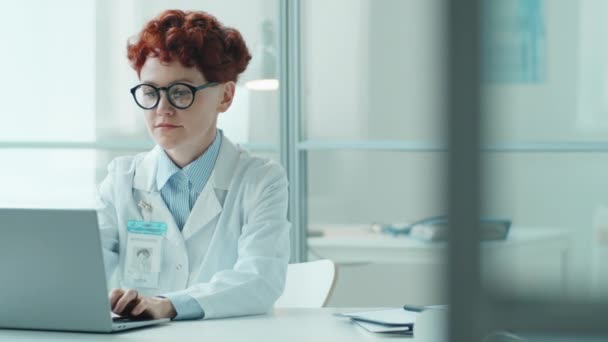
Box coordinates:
[127,9,251,83]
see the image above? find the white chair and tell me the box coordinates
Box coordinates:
[274,259,337,308]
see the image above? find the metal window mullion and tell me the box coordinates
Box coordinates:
[280,0,307,263]
[296,140,608,153]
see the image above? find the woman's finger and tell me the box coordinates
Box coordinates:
[130,297,149,317]
[113,289,139,314]
[108,288,125,309]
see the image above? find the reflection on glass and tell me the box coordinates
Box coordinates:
[306,151,446,307]
[308,151,445,225]
[301,0,444,141]
[482,1,604,303]
[300,0,446,312]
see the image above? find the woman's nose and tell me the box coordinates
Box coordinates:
[156,91,175,115]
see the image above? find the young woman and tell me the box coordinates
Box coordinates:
[97,9,290,321]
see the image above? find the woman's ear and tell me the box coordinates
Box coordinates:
[216,81,236,113]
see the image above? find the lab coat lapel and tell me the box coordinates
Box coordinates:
[180,185,222,241]
[132,146,182,244]
[135,191,182,244]
[181,136,241,241]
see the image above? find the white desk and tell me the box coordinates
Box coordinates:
[0,308,427,341]
[308,226,572,306]
[308,226,571,264]
[5,308,602,342]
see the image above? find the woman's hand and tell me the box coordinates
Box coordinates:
[109,288,177,320]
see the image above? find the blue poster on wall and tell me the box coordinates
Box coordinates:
[482,0,546,83]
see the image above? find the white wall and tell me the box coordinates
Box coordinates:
[303,0,446,225]
[0,0,95,142]
[483,1,582,142]
[304,0,602,303]
[482,1,604,297]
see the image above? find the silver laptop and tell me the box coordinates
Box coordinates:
[0,208,170,333]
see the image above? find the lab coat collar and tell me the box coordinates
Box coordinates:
[133,135,241,193]
[132,136,241,241]
[209,135,240,191]
[181,137,240,240]
[133,145,162,192]
[156,130,222,193]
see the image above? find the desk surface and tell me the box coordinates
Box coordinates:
[308,226,571,264]
[0,308,414,342]
[309,225,571,249]
[4,308,602,342]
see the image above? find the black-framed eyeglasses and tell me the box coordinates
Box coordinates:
[130,82,218,110]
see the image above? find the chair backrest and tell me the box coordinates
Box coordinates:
[274,259,337,308]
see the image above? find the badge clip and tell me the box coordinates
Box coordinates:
[137,201,153,212]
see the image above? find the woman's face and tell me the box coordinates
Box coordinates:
[138,58,226,158]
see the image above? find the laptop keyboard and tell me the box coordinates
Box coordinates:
[112,316,153,323]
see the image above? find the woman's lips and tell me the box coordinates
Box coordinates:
[155,123,180,129]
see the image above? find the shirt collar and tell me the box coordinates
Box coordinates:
[156,130,222,192]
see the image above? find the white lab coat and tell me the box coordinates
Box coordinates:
[96,136,290,319]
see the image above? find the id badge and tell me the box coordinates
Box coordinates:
[124,220,167,289]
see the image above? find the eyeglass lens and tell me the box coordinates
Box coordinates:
[133,84,195,109]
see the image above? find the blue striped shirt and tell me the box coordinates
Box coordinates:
[156,130,222,230]
[156,130,222,320]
